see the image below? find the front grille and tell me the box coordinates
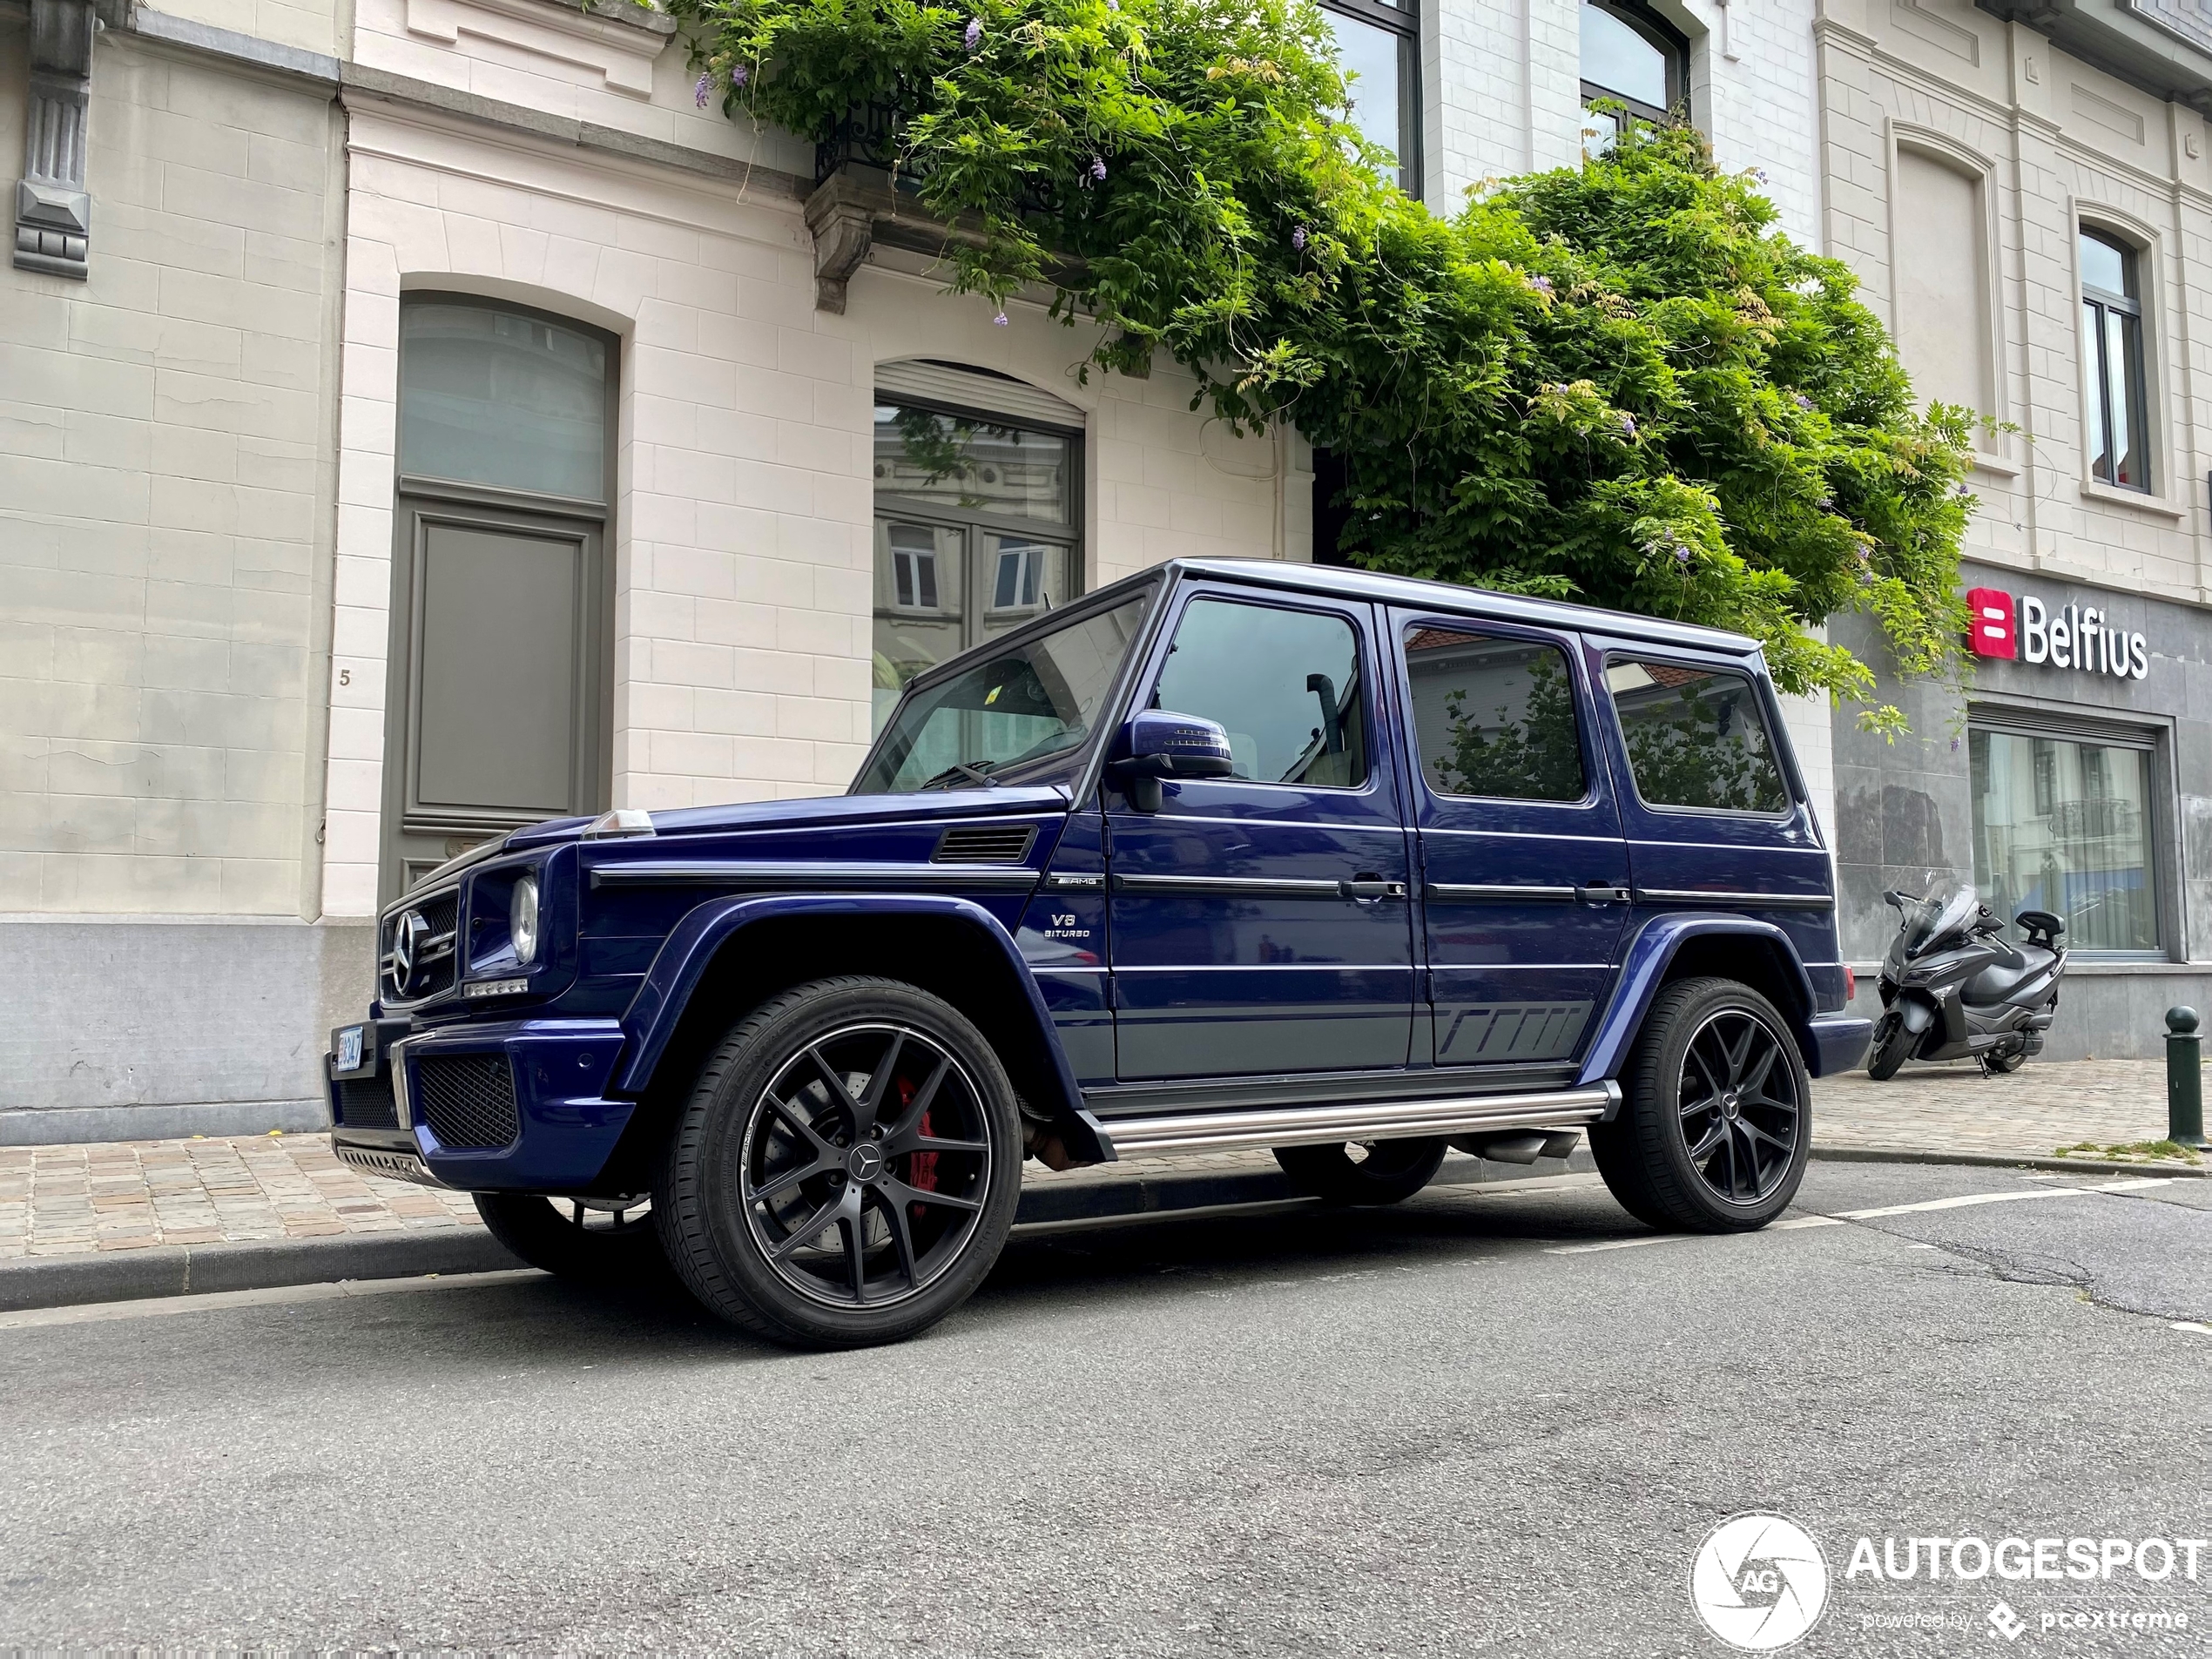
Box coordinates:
[934,823,1036,864]
[380,889,461,1003]
[416,1053,521,1150]
[334,1072,399,1130]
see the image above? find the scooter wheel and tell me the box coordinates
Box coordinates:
[1866,1009,1914,1081]
[1983,1049,2027,1076]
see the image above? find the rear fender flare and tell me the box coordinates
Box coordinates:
[1576,915,1819,1089]
[614,893,1110,1162]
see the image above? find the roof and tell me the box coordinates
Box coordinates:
[1135,558,1764,655]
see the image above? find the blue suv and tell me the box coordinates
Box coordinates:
[327,559,1868,1347]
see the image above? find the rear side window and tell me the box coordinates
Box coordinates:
[1404,628,1586,802]
[1150,598,1368,788]
[1606,658,1790,814]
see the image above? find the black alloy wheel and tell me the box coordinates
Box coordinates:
[657,976,1023,1349]
[1590,976,1811,1232]
[739,1022,993,1309]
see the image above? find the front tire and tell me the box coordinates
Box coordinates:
[1273,1137,1448,1205]
[474,1192,666,1285]
[1589,977,1810,1232]
[654,976,1023,1350]
[1866,1008,1914,1081]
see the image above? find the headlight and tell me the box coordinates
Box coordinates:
[510,875,540,965]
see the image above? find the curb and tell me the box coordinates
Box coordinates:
[1809,1144,2209,1179]
[0,1149,1599,1315]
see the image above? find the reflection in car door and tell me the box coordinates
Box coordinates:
[1391,612,1632,1070]
[1106,588,1416,1080]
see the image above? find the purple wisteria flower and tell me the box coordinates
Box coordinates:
[1528,274,1554,297]
[1748,167,1769,184]
[1792,391,1814,411]
[965,17,983,51]
[1674,544,1692,565]
[993,309,1009,326]
[732,64,748,85]
[1291,226,1308,251]
[1090,157,1108,182]
[1952,482,1973,499]
[1615,411,1636,441]
[695,71,712,108]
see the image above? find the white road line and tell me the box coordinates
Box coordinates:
[1546,1235,1696,1255]
[0,1268,542,1332]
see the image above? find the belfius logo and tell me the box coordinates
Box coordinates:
[1965,584,2149,679]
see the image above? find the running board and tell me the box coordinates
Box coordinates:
[1096,1082,1619,1160]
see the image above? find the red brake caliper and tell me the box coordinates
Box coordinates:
[900,1075,938,1218]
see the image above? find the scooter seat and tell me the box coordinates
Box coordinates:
[1965,943,2058,1004]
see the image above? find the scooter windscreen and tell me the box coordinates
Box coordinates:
[1897,882,1984,954]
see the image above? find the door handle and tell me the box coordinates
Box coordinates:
[1576,883,1631,907]
[1340,876,1407,901]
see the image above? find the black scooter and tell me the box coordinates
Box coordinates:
[1866,885,2067,1080]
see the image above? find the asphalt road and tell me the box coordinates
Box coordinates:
[3,1160,2209,1656]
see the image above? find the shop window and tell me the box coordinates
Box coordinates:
[1970,726,2159,953]
[2080,228,2150,491]
[1581,0,1688,145]
[1321,0,1420,194]
[872,398,1079,733]
[1604,658,1788,814]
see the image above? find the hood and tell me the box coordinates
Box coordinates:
[503,784,1074,853]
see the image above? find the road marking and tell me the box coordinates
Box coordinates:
[0,1268,542,1332]
[2173,1321,2212,1337]
[1835,1186,2124,1220]
[1547,1234,1696,1254]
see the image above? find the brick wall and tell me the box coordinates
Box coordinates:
[0,30,341,917]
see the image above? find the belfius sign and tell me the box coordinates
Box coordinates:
[1966,587,2148,679]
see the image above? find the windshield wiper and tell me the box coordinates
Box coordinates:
[919,760,1000,792]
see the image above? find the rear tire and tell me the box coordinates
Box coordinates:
[1866,1008,1914,1081]
[473,1191,666,1285]
[1982,1048,2027,1076]
[1589,977,1809,1233]
[654,976,1023,1350]
[1272,1137,1448,1206]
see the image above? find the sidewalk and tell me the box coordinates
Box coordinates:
[1,1058,2197,1305]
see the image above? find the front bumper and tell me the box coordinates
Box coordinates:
[327,1016,637,1192]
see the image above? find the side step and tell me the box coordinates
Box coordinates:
[1097,1082,1619,1160]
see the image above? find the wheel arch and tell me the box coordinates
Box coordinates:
[1577,916,1822,1089]
[604,894,1109,1183]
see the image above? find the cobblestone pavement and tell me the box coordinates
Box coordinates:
[1,1058,2196,1261]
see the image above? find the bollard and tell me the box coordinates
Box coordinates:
[2167,1007,2209,1150]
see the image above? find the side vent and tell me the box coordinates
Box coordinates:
[934,823,1037,865]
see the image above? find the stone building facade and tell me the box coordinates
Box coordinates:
[3,0,2199,1139]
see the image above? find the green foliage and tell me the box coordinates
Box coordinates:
[1429,653,1585,802]
[671,0,1975,715]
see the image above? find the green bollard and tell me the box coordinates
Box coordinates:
[2167,1007,2209,1151]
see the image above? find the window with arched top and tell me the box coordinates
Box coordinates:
[1581,0,1689,144]
[2079,226,2150,492]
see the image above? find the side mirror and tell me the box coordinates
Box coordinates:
[1108,711,1236,812]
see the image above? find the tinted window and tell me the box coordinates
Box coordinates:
[1606,659,1789,813]
[1406,629,1586,802]
[1151,600,1368,788]
[855,597,1146,793]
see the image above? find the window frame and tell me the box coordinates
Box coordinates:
[870,390,1086,724]
[1580,0,1690,136]
[1600,651,1799,822]
[1320,0,1422,198]
[1399,618,1600,810]
[1966,706,2169,960]
[2077,226,2153,494]
[1139,590,1383,798]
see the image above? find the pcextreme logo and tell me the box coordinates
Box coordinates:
[1689,1513,1831,1651]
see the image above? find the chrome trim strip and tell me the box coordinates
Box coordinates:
[1046,872,1106,891]
[388,1038,415,1130]
[1102,1082,1619,1158]
[1114,873,1347,896]
[1635,888,1836,911]
[590,861,1038,891]
[1426,882,1577,902]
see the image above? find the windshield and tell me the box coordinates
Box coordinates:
[853,596,1150,793]
[1900,882,1981,952]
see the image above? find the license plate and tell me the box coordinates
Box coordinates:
[336,1026,364,1072]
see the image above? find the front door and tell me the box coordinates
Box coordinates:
[1391,613,1630,1069]
[1107,588,1415,1080]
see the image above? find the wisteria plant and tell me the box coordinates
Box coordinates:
[668,0,1976,727]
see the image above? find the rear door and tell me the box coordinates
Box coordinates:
[1392,612,1631,1069]
[1106,586,1415,1080]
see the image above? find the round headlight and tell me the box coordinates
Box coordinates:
[510,875,540,965]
